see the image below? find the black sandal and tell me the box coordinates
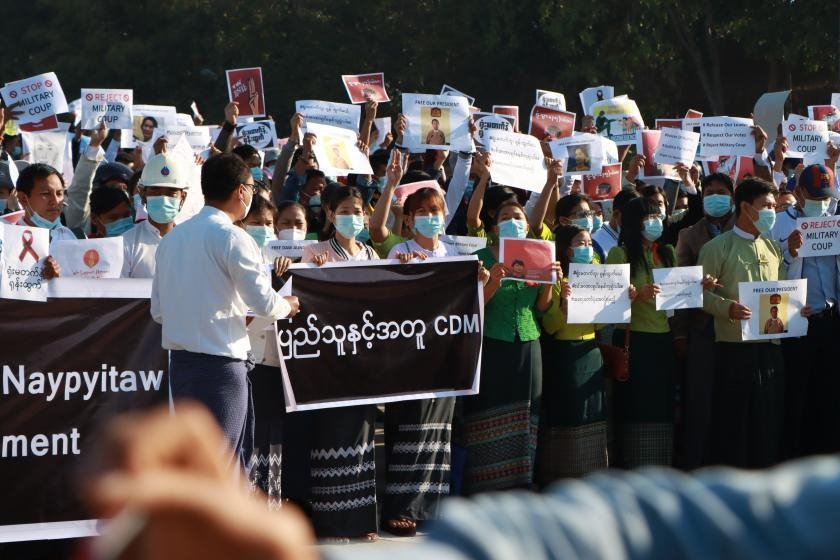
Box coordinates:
[384,518,417,537]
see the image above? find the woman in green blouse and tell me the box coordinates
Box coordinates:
[464,200,556,493]
[606,194,677,468]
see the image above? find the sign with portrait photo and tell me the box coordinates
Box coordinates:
[738,279,808,340]
[499,238,556,284]
[402,93,472,152]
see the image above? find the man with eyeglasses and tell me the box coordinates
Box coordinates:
[152,153,299,468]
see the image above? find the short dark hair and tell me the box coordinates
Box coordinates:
[305,169,326,184]
[555,193,591,221]
[201,153,251,202]
[244,193,277,222]
[232,144,259,162]
[328,186,364,212]
[16,163,64,195]
[141,116,158,127]
[734,178,774,216]
[90,185,130,215]
[701,172,734,195]
[612,188,640,214]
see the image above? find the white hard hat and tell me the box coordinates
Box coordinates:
[140,153,185,189]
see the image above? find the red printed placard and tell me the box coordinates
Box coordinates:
[499,238,557,284]
[492,105,520,132]
[582,163,622,200]
[529,106,575,140]
[341,73,390,104]
[226,67,265,117]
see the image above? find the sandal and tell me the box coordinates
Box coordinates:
[384,518,417,537]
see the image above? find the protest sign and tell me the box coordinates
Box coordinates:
[654,126,700,166]
[636,129,676,180]
[80,88,133,129]
[807,105,840,132]
[579,85,614,116]
[655,119,684,130]
[732,156,755,184]
[440,235,487,255]
[528,105,575,140]
[653,265,703,311]
[590,95,644,145]
[482,128,547,193]
[296,99,361,132]
[19,129,67,170]
[492,105,520,131]
[536,89,566,110]
[699,116,755,157]
[473,112,515,147]
[67,98,82,125]
[440,84,475,107]
[236,120,277,150]
[832,94,840,109]
[164,124,212,154]
[226,67,265,117]
[402,93,472,152]
[0,280,168,542]
[795,216,840,258]
[499,238,556,284]
[51,238,124,279]
[685,109,703,119]
[341,72,389,103]
[0,223,49,302]
[277,259,482,411]
[753,90,790,143]
[1,72,68,132]
[582,163,622,200]
[782,119,829,163]
[549,133,604,175]
[566,263,631,324]
[266,239,317,260]
[306,122,373,176]
[738,279,808,341]
[131,104,176,143]
[394,180,446,206]
[371,116,391,148]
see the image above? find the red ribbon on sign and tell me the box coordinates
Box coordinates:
[18,230,40,262]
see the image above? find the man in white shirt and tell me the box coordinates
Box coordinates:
[121,153,187,278]
[151,153,299,467]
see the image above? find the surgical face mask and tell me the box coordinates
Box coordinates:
[277,228,306,241]
[29,210,63,230]
[571,216,593,232]
[642,217,664,242]
[241,189,253,221]
[413,214,445,237]
[671,208,687,222]
[105,216,134,237]
[803,199,831,218]
[571,245,594,264]
[658,207,667,220]
[497,218,528,239]
[592,214,603,231]
[375,176,388,191]
[753,208,776,234]
[251,167,264,181]
[334,214,365,239]
[246,225,273,248]
[357,228,370,243]
[0,198,6,213]
[145,195,181,224]
[703,194,732,218]
[308,194,322,207]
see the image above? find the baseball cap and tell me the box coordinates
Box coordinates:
[797,164,834,198]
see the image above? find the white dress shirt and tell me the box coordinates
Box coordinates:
[121,219,162,279]
[151,205,291,360]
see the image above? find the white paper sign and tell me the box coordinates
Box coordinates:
[699,117,755,157]
[654,127,701,166]
[795,217,840,257]
[51,237,124,279]
[402,93,472,152]
[440,235,487,255]
[536,89,566,110]
[652,266,703,310]
[1,72,68,131]
[579,85,614,116]
[482,129,547,193]
[738,279,808,340]
[236,120,277,150]
[164,124,212,154]
[0,223,50,301]
[752,90,790,144]
[782,119,829,163]
[589,95,645,145]
[80,89,134,129]
[440,84,476,107]
[372,117,391,148]
[548,133,605,175]
[266,239,317,259]
[306,122,373,176]
[567,263,631,324]
[20,129,67,170]
[296,100,361,132]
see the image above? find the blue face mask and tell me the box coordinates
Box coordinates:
[375,176,388,191]
[334,214,365,239]
[703,194,732,218]
[642,217,663,242]
[413,214,445,237]
[145,195,181,224]
[803,199,830,218]
[571,245,594,264]
[357,228,371,243]
[497,218,528,239]
[308,194,322,207]
[753,208,776,234]
[246,225,273,248]
[250,167,264,181]
[30,210,63,230]
[571,216,593,232]
[0,198,7,213]
[105,216,134,237]
[671,208,687,222]
[592,215,603,231]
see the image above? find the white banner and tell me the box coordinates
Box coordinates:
[738,279,808,340]
[80,89,133,129]
[51,237,124,279]
[402,93,472,152]
[266,239,317,259]
[296,100,361,132]
[566,263,631,324]
[482,129,547,193]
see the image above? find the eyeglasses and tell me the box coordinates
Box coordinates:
[571,210,594,219]
[243,182,257,193]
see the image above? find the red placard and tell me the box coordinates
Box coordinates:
[529,106,575,140]
[499,238,556,284]
[655,119,683,130]
[492,105,520,132]
[685,109,703,119]
[583,163,622,200]
[341,73,390,104]
[226,67,265,117]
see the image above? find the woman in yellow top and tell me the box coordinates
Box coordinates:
[605,195,677,468]
[538,224,608,484]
